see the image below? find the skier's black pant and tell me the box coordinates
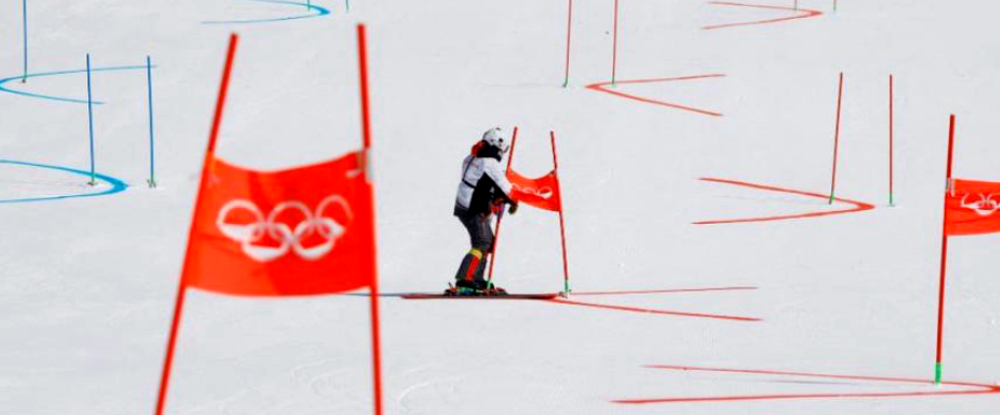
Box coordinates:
[454,208,493,284]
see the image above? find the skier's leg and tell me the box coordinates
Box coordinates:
[471,214,494,283]
[455,213,484,284]
[455,248,484,282]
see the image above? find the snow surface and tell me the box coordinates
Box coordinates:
[3,0,1000,414]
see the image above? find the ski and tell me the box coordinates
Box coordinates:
[401,293,560,300]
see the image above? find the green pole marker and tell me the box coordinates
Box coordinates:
[935,362,942,384]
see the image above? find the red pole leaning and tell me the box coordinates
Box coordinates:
[487,127,519,285]
[356,24,384,415]
[155,33,239,415]
[611,0,620,85]
[829,72,844,204]
[562,0,574,87]
[934,114,956,385]
[551,131,570,296]
[889,74,895,206]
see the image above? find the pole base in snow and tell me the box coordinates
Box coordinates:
[935,362,943,384]
[87,180,97,187]
[148,179,157,188]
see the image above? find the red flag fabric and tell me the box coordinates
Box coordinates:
[508,168,562,212]
[945,178,1000,236]
[182,151,375,296]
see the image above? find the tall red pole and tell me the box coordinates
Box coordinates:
[551,131,570,296]
[934,114,956,385]
[889,74,895,206]
[356,24,384,415]
[155,33,239,415]
[487,127,519,285]
[562,0,574,87]
[829,72,844,204]
[611,0,620,85]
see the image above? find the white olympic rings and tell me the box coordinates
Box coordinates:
[216,195,354,262]
[960,193,1000,217]
[512,183,554,199]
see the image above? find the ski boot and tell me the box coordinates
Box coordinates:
[447,280,508,296]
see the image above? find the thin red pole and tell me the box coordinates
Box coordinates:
[356,24,383,415]
[611,0,620,85]
[562,0,574,87]
[155,33,239,415]
[487,127,519,285]
[829,72,844,204]
[551,131,571,296]
[934,114,956,385]
[889,74,895,206]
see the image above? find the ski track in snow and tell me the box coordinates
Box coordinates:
[694,177,875,225]
[201,0,331,25]
[703,2,824,31]
[0,65,150,104]
[586,74,726,117]
[0,160,128,203]
[613,364,1000,405]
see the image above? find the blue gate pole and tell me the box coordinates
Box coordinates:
[86,54,96,185]
[21,0,28,83]
[146,56,156,188]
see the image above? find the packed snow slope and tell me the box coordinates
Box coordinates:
[3,0,1000,414]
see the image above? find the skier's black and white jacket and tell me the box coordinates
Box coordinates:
[454,145,515,217]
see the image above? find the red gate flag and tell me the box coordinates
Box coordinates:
[157,25,383,415]
[508,168,562,212]
[945,178,1000,236]
[183,153,374,296]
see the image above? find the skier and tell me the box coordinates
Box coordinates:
[451,127,519,295]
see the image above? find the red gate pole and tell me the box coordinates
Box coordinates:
[563,0,574,87]
[487,127,519,286]
[355,24,384,415]
[829,72,844,204]
[889,74,895,206]
[155,33,239,415]
[551,131,571,296]
[934,114,957,385]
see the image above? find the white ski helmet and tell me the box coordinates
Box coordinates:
[482,127,509,153]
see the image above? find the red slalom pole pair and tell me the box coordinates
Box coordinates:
[488,130,571,296]
[154,25,383,415]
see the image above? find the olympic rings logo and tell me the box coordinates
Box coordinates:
[216,195,353,262]
[960,193,1000,217]
[512,183,554,199]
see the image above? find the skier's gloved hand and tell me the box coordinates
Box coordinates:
[508,201,519,215]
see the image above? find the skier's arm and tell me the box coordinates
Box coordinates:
[482,159,515,204]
